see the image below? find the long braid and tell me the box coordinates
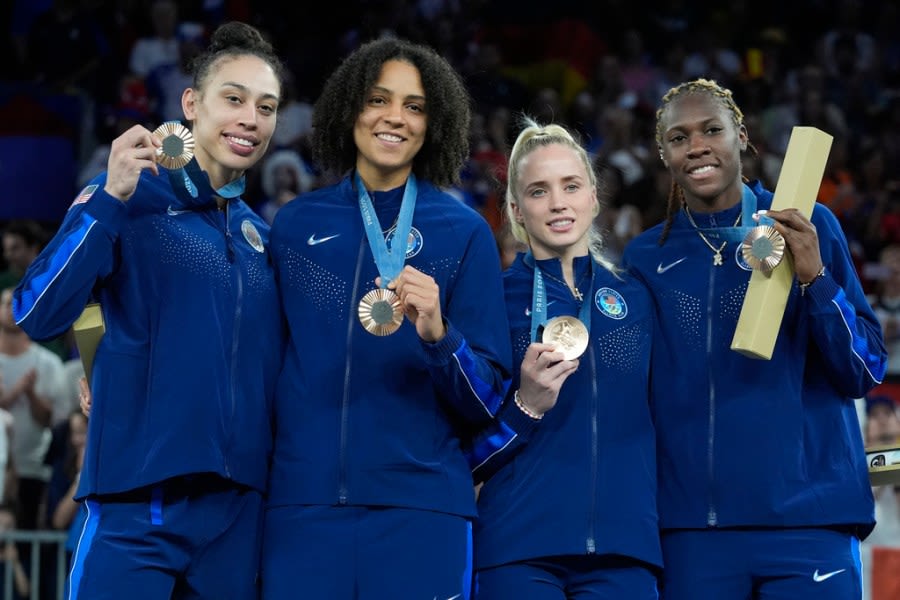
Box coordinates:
[658,180,682,246]
[655,78,750,246]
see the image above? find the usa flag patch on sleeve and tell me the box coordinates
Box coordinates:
[70,184,98,209]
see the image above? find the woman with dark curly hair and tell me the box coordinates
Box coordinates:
[262,37,512,600]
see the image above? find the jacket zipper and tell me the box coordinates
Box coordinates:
[705,235,718,527]
[586,340,599,554]
[338,238,366,504]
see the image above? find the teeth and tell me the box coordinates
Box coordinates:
[228,136,253,147]
[550,219,573,227]
[691,165,714,174]
[377,133,403,142]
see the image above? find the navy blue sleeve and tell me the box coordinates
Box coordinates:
[421,218,512,426]
[466,389,542,483]
[13,179,125,341]
[804,204,886,396]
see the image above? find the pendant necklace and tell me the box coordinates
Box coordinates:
[540,265,589,301]
[683,205,742,266]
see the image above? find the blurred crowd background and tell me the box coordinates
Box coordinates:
[2,0,900,598]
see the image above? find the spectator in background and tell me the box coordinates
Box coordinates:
[869,244,900,378]
[0,504,30,600]
[0,287,66,533]
[47,409,88,582]
[268,70,314,155]
[0,388,14,507]
[257,149,315,224]
[2,222,71,362]
[0,220,47,292]
[127,0,180,78]
[860,394,900,600]
[145,22,206,124]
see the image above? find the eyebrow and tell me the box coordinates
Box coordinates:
[525,174,583,189]
[220,81,280,103]
[371,85,426,103]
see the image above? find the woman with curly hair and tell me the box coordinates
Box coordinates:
[262,37,511,600]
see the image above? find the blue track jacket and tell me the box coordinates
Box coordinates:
[469,254,661,570]
[623,181,886,537]
[13,163,284,498]
[267,175,511,517]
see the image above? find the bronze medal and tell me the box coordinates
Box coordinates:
[541,315,589,361]
[741,225,785,272]
[153,122,195,170]
[358,288,403,336]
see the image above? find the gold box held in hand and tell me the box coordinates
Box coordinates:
[730,127,833,360]
[73,303,105,386]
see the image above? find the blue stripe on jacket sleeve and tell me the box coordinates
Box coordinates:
[451,338,508,417]
[466,421,517,473]
[14,214,96,323]
[833,288,887,384]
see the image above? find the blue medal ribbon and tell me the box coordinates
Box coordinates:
[525,252,593,344]
[690,183,774,243]
[167,159,246,204]
[356,172,418,288]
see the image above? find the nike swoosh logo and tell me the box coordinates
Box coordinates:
[307,233,340,246]
[813,568,846,582]
[657,257,687,274]
[433,595,461,600]
[166,206,191,216]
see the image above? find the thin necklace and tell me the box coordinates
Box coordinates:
[683,204,742,266]
[540,263,589,301]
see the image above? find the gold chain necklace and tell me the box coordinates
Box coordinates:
[540,265,589,301]
[683,205,742,266]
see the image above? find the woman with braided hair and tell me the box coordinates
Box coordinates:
[623,79,886,599]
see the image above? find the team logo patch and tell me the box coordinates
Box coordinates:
[69,184,98,209]
[734,243,753,271]
[241,220,265,253]
[595,287,627,320]
[385,226,423,259]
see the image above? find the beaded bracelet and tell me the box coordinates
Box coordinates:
[799,265,826,296]
[514,390,543,420]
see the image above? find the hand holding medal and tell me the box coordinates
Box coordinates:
[517,341,580,418]
[386,267,446,342]
[752,208,824,286]
[741,209,785,273]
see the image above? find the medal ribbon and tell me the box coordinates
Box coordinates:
[691,183,774,243]
[357,172,418,288]
[525,252,593,343]
[168,159,246,203]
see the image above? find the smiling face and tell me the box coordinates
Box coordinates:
[182,54,280,189]
[353,59,427,190]
[511,143,597,262]
[658,92,747,212]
